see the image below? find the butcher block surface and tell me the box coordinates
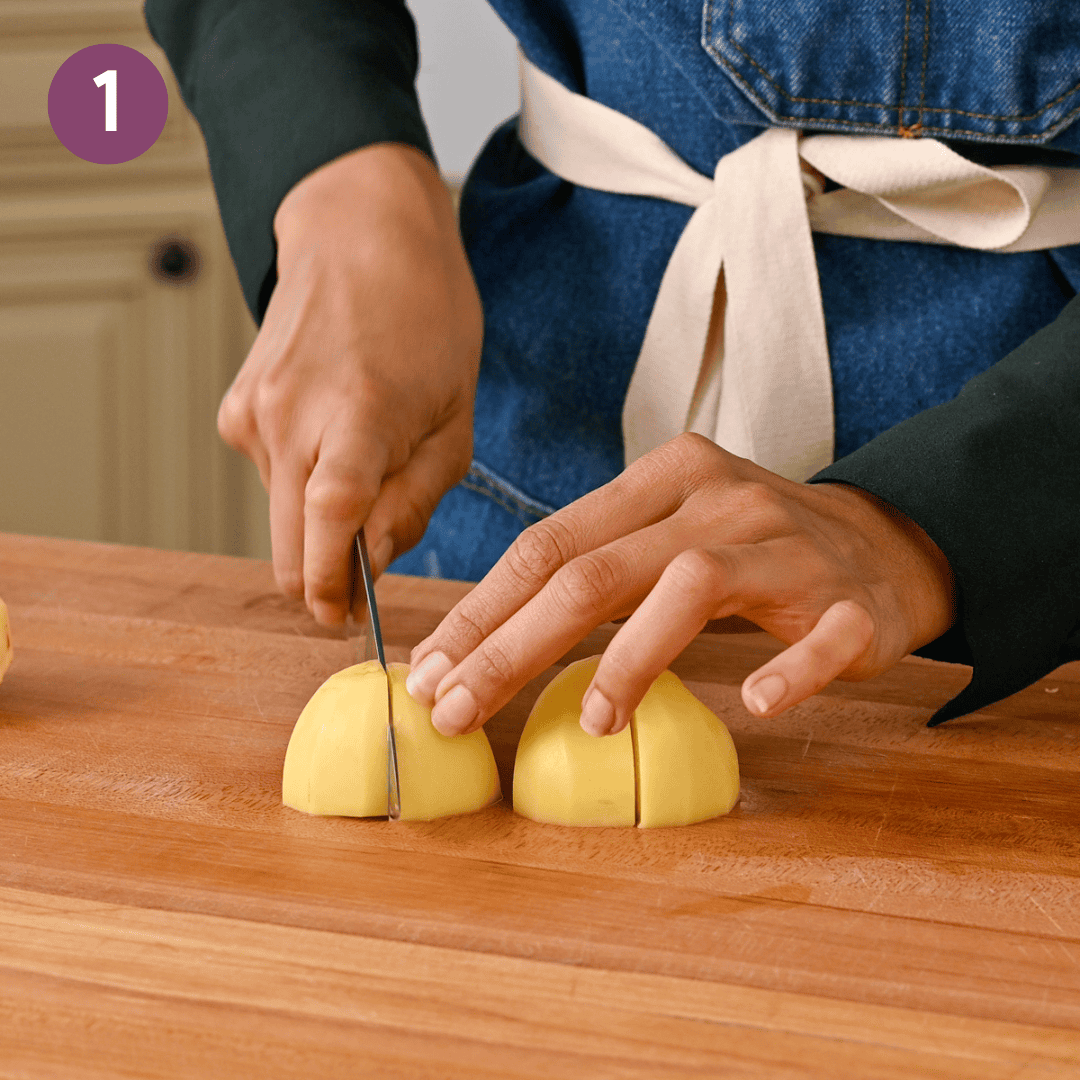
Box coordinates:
[0,532,1077,1078]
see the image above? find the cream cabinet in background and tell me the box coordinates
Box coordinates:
[0,0,271,558]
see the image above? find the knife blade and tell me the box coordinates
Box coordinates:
[355,528,401,821]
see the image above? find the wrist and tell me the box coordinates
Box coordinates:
[273,143,454,250]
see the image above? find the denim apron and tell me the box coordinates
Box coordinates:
[390,0,1080,581]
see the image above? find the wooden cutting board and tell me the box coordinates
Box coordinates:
[1,531,1078,1078]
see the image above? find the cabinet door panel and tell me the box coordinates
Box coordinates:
[0,300,126,542]
[0,195,257,554]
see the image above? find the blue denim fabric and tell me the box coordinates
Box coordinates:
[705,0,1080,141]
[390,0,1080,580]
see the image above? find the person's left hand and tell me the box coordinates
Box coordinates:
[405,433,956,736]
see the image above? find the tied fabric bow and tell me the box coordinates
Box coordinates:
[518,53,1080,481]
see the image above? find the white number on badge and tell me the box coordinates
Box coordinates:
[93,69,117,131]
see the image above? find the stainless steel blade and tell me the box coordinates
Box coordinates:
[355,529,401,821]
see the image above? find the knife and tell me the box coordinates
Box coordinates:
[355,528,401,821]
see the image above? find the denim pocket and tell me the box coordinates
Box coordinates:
[702,0,1080,143]
[460,459,557,528]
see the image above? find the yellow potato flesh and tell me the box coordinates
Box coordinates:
[513,657,635,827]
[0,598,11,684]
[283,661,500,821]
[634,669,740,828]
[513,657,739,828]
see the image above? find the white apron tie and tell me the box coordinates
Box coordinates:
[517,53,1080,481]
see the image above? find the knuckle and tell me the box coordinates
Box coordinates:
[733,477,780,512]
[557,548,626,617]
[306,574,345,605]
[275,567,305,599]
[504,518,575,591]
[217,390,255,448]
[671,430,716,463]
[252,380,295,447]
[304,473,364,525]
[724,479,791,534]
[470,639,518,691]
[669,432,720,477]
[832,599,876,645]
[556,548,626,615]
[800,629,836,666]
[632,432,716,488]
[441,605,490,654]
[804,637,849,676]
[666,547,727,597]
[804,601,874,668]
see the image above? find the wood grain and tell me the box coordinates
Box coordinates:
[2,888,1077,1080]
[1,532,1079,1077]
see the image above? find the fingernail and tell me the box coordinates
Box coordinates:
[580,687,616,737]
[406,651,453,706]
[431,683,479,736]
[746,672,787,715]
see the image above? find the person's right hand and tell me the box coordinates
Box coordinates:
[217,144,483,625]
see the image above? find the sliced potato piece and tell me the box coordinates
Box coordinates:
[283,660,500,820]
[634,669,739,828]
[283,662,388,817]
[391,664,502,821]
[513,657,636,827]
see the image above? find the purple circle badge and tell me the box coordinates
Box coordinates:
[48,44,169,165]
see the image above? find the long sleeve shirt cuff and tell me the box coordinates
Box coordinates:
[808,293,1080,726]
[144,0,434,323]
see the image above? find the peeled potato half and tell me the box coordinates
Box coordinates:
[283,660,501,820]
[514,657,739,828]
[512,657,636,827]
[0,598,11,684]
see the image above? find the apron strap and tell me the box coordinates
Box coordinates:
[518,52,1080,481]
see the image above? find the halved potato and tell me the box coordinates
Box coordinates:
[514,656,739,828]
[283,660,501,820]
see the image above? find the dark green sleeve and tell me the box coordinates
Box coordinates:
[143,0,435,324]
[809,293,1080,725]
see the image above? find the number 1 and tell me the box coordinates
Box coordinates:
[93,69,117,131]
